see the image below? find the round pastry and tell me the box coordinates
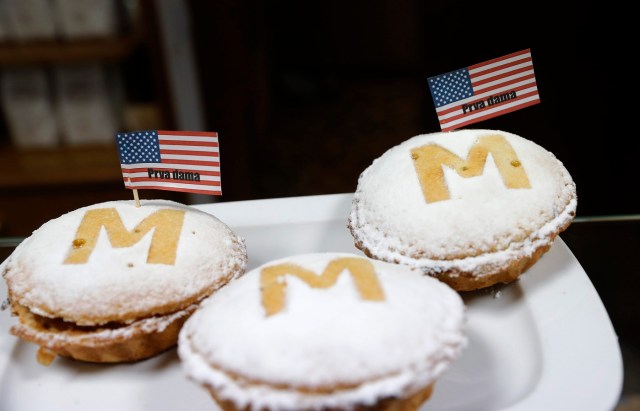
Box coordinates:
[1,199,247,365]
[178,252,467,411]
[348,128,577,291]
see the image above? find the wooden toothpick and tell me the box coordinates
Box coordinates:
[128,178,140,207]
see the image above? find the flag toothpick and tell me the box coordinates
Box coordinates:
[128,177,141,207]
[427,48,540,132]
[116,130,222,196]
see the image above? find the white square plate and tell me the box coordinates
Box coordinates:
[0,193,623,410]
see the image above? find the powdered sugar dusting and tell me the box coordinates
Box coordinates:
[2,200,247,324]
[349,129,577,277]
[178,253,467,409]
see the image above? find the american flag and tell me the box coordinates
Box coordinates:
[116,130,221,195]
[428,49,540,132]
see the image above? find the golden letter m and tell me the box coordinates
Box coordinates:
[411,134,531,203]
[260,257,385,316]
[64,208,186,265]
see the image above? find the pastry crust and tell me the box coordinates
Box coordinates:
[348,129,577,291]
[208,382,435,411]
[178,253,466,410]
[9,300,196,364]
[2,199,248,364]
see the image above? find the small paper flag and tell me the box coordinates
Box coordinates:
[428,48,540,132]
[116,130,222,196]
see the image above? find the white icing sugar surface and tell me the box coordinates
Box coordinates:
[349,129,577,273]
[178,252,467,409]
[3,200,247,324]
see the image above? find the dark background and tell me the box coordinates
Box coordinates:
[188,0,637,218]
[0,0,638,405]
[187,1,640,401]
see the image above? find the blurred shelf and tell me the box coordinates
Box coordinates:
[0,145,122,188]
[0,3,184,238]
[0,143,190,238]
[0,37,140,66]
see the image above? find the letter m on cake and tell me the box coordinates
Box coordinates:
[411,134,531,203]
[64,208,186,265]
[260,257,385,316]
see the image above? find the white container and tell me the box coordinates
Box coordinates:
[53,64,118,146]
[0,67,59,149]
[3,0,57,41]
[52,0,119,39]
